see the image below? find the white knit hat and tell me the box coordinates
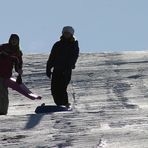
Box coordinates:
[62,26,74,35]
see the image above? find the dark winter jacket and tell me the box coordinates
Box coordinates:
[0,43,23,78]
[47,36,79,72]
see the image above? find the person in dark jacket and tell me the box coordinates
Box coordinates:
[46,26,79,107]
[0,34,23,115]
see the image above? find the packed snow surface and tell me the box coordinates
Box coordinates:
[0,52,148,148]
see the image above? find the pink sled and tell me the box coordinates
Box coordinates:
[5,78,42,100]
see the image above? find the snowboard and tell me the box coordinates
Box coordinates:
[35,103,72,114]
[5,78,42,100]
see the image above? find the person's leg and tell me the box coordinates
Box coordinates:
[61,70,72,106]
[0,78,9,115]
[51,71,63,106]
[60,78,68,105]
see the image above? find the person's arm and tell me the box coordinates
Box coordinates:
[14,50,23,75]
[71,40,79,69]
[14,50,23,84]
[46,43,57,77]
[0,45,2,52]
[0,44,8,55]
[0,45,3,56]
[47,43,58,69]
[18,50,23,70]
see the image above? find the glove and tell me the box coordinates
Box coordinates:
[46,69,52,78]
[16,74,22,84]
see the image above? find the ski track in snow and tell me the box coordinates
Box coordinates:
[0,52,148,148]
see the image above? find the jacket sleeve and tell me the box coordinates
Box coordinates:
[46,43,58,71]
[14,50,23,72]
[18,50,23,69]
[71,41,79,68]
[0,44,5,54]
[0,45,2,52]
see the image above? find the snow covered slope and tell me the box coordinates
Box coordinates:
[0,52,148,148]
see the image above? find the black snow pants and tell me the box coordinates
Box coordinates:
[51,69,72,106]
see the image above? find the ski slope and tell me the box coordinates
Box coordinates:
[0,52,148,148]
